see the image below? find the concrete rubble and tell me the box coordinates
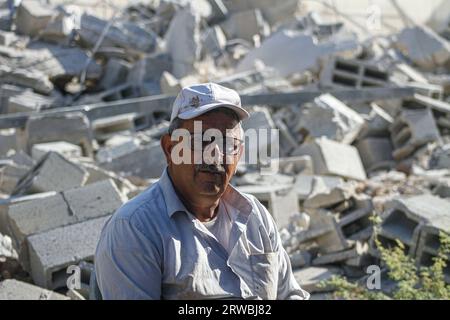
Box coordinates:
[0,0,450,300]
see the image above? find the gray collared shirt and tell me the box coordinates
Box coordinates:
[95,168,309,300]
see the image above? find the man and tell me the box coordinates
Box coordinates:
[95,83,309,300]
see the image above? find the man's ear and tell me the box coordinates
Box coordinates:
[161,134,173,164]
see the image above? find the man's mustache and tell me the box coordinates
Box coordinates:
[194,163,226,174]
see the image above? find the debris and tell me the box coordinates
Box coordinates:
[292,137,367,181]
[12,152,89,195]
[0,279,69,300]
[295,93,365,144]
[394,26,450,71]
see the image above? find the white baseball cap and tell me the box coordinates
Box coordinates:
[170,83,249,122]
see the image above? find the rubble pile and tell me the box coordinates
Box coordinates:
[0,0,450,300]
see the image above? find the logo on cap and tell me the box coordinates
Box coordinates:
[190,96,200,108]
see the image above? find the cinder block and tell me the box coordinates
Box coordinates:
[13,152,89,195]
[0,129,18,157]
[303,177,354,209]
[371,195,450,258]
[394,26,450,71]
[31,142,82,161]
[307,209,350,254]
[320,57,390,89]
[92,113,138,142]
[15,0,55,37]
[99,58,131,90]
[25,112,94,157]
[292,137,367,181]
[0,279,69,300]
[294,174,343,201]
[336,195,374,242]
[7,180,123,270]
[390,108,441,160]
[220,9,270,43]
[237,184,299,229]
[312,241,368,266]
[0,192,57,236]
[100,141,166,179]
[28,215,111,289]
[0,163,29,194]
[295,94,365,144]
[355,137,395,172]
[415,225,450,283]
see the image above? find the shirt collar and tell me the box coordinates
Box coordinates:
[158,167,252,218]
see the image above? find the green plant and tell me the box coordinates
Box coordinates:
[319,215,450,300]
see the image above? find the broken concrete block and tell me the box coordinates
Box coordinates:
[202,25,227,57]
[390,108,441,160]
[0,279,69,300]
[80,161,135,197]
[292,137,367,181]
[0,163,29,194]
[0,65,53,95]
[39,5,81,44]
[290,251,312,269]
[7,151,35,168]
[164,6,201,78]
[336,195,374,242]
[307,209,350,254]
[294,174,344,201]
[0,129,17,157]
[7,90,61,114]
[242,106,277,167]
[320,57,390,89]
[0,232,17,261]
[8,180,122,270]
[295,94,365,144]
[374,194,450,258]
[355,137,395,172]
[13,152,88,195]
[96,138,140,164]
[415,224,450,283]
[220,9,270,43]
[79,13,156,53]
[224,0,299,26]
[159,71,182,95]
[312,241,368,266]
[99,58,131,90]
[237,184,299,229]
[304,178,354,209]
[429,144,450,170]
[15,0,56,37]
[92,113,138,142]
[127,53,172,84]
[0,191,56,236]
[236,29,359,77]
[293,266,343,293]
[276,156,313,176]
[233,171,294,187]
[28,215,110,289]
[24,112,94,157]
[0,30,21,46]
[394,26,450,71]
[31,142,82,161]
[100,141,166,180]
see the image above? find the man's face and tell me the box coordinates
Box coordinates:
[162,111,243,205]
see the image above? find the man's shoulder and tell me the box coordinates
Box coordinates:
[110,181,167,230]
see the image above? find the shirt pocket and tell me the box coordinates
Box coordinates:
[249,252,279,300]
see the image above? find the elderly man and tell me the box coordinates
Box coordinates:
[95,83,309,300]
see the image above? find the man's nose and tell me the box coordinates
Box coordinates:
[204,142,223,165]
